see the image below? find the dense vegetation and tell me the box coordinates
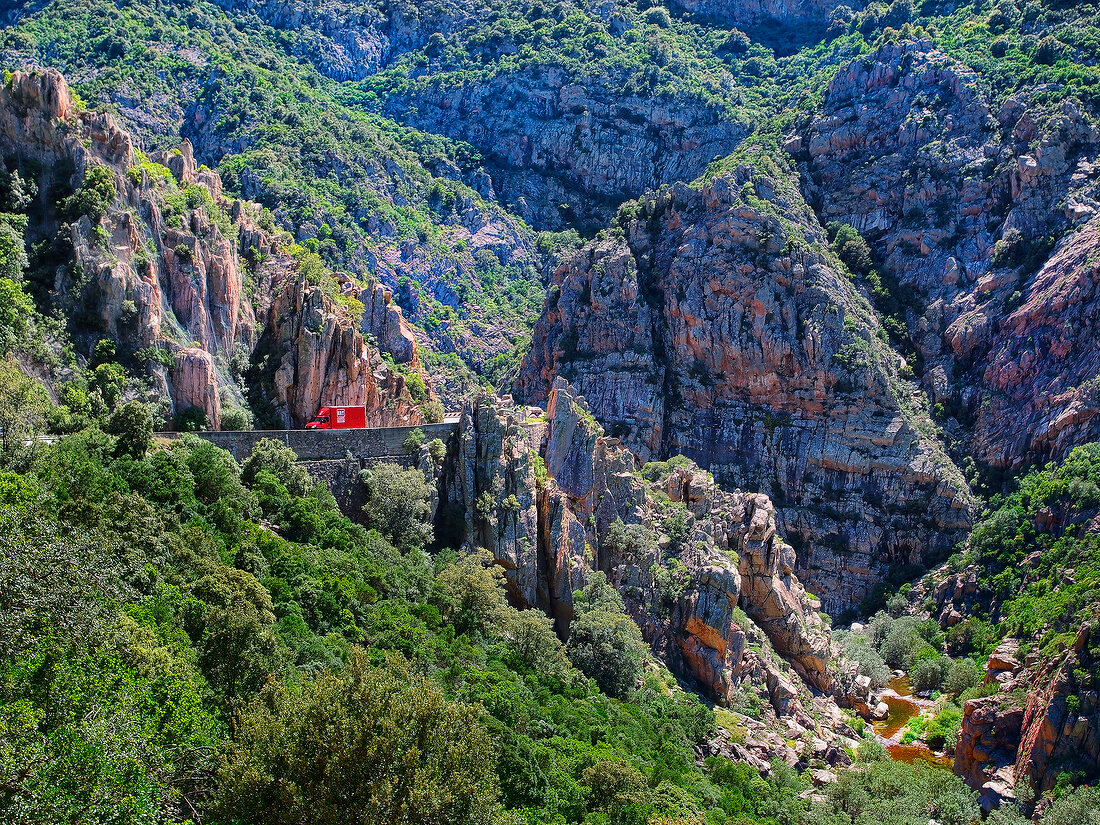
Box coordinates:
[4,0,552,386]
[961,443,1100,649]
[0,345,997,824]
[7,0,1098,390]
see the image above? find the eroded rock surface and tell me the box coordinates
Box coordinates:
[448,380,844,734]
[0,69,430,428]
[955,627,1100,805]
[516,158,973,611]
[800,40,1100,472]
[258,275,426,429]
[385,73,748,231]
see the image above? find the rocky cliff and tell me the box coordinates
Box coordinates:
[447,380,837,704]
[383,70,748,232]
[669,0,842,42]
[954,630,1100,810]
[442,381,873,766]
[798,40,1100,473]
[206,0,750,234]
[256,273,426,428]
[0,68,430,428]
[515,156,973,612]
[211,0,473,82]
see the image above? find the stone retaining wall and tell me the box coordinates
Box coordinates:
[157,421,458,462]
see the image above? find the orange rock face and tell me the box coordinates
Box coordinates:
[260,275,425,429]
[0,69,434,431]
[172,348,222,429]
[450,381,835,711]
[954,627,1100,805]
[974,222,1100,467]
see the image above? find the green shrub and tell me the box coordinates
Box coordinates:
[404,371,427,402]
[1034,35,1063,65]
[911,655,950,693]
[839,628,891,688]
[361,462,433,549]
[221,406,253,431]
[427,437,446,462]
[174,406,208,432]
[421,399,444,423]
[567,572,646,699]
[992,227,1027,268]
[106,400,153,458]
[1041,785,1100,825]
[61,164,116,222]
[402,428,425,453]
[924,704,963,750]
[943,658,982,698]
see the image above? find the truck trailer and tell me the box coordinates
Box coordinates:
[304,406,367,429]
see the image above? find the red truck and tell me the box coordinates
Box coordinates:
[305,405,367,429]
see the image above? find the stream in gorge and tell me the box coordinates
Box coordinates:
[871,676,954,770]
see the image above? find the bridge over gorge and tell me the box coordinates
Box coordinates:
[156,418,461,516]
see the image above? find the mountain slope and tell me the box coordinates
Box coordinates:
[0,68,429,428]
[516,150,973,611]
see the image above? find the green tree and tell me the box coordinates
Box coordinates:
[0,507,122,658]
[0,278,32,346]
[361,462,433,549]
[174,406,208,432]
[0,358,49,470]
[196,601,285,701]
[181,436,258,532]
[829,223,874,277]
[402,427,426,453]
[583,759,651,825]
[1042,785,1100,825]
[0,217,28,282]
[107,400,153,458]
[506,607,570,681]
[433,549,509,634]
[215,652,501,825]
[240,437,314,497]
[567,572,646,698]
[88,361,127,411]
[220,405,252,431]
